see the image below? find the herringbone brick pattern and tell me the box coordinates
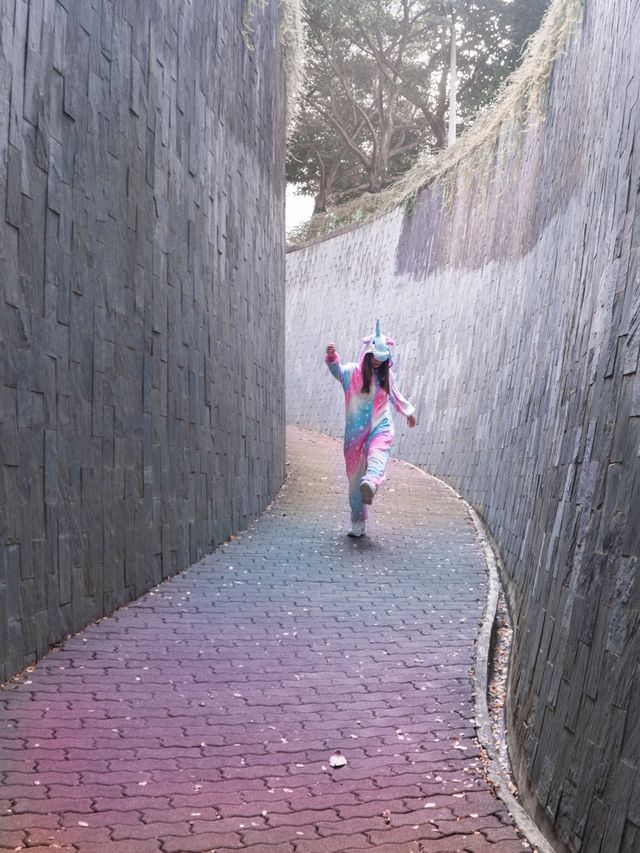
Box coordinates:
[0,426,528,852]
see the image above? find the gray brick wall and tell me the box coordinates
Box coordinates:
[0,0,286,682]
[286,1,640,850]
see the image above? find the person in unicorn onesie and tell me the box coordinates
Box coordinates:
[325,320,417,538]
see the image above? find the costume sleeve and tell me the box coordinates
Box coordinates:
[325,352,354,393]
[390,372,415,417]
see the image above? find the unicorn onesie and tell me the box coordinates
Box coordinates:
[326,321,416,537]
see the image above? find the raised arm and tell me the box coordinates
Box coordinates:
[390,372,417,425]
[325,343,353,392]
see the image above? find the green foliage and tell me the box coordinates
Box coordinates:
[288,0,551,213]
[290,0,584,243]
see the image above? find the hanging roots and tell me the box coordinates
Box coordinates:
[288,0,584,245]
[242,0,306,138]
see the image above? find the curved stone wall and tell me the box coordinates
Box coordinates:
[0,0,286,681]
[286,1,640,849]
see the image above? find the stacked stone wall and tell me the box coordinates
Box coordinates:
[286,1,640,849]
[0,0,286,681]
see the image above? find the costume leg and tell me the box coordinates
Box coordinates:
[346,449,368,522]
[364,431,393,489]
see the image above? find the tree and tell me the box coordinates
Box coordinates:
[287,0,551,212]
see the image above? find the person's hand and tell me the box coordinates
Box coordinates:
[407,414,417,428]
[326,343,337,359]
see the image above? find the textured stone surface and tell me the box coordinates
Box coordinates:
[0,0,286,681]
[285,1,640,850]
[0,426,528,851]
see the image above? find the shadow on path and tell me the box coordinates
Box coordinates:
[0,426,529,852]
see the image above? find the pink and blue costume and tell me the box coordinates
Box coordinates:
[326,322,416,525]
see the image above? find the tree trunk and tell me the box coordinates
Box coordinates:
[368,172,384,194]
[313,185,328,214]
[369,118,394,193]
[433,116,447,149]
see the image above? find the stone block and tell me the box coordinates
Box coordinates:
[1,0,285,682]
[5,143,22,227]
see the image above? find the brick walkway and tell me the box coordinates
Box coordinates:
[0,426,529,853]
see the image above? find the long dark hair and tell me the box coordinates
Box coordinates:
[362,353,390,395]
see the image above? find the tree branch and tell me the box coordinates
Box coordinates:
[324,109,372,169]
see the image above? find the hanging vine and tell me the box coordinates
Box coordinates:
[288,0,584,244]
[242,0,306,138]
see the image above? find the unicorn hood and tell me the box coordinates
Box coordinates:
[360,319,395,366]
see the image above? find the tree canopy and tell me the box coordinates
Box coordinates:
[287,0,550,213]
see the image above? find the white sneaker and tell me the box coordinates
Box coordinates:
[348,520,366,538]
[360,480,376,505]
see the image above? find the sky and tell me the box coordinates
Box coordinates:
[286,184,315,234]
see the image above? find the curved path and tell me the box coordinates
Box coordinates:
[0,426,530,853]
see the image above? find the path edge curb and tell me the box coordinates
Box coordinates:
[398,458,556,853]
